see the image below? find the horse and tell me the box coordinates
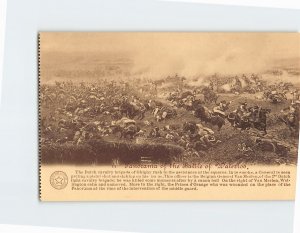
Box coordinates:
[112,124,140,139]
[279,113,299,137]
[227,108,271,134]
[194,105,225,131]
[119,102,146,120]
[251,108,271,133]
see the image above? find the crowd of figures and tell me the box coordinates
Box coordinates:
[40,73,300,163]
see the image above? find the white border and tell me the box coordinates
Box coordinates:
[0,0,299,233]
[160,0,300,9]
[294,134,300,233]
[0,224,133,233]
[0,0,7,105]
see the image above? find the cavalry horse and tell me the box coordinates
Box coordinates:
[227,107,271,134]
[194,105,225,131]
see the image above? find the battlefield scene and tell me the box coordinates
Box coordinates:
[39,33,300,166]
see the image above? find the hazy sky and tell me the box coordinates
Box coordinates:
[40,32,300,76]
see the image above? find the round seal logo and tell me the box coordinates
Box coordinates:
[50,171,68,190]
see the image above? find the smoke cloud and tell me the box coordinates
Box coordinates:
[40,32,300,82]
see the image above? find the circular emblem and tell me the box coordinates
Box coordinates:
[50,171,68,190]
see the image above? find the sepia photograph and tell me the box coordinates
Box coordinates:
[39,32,299,167]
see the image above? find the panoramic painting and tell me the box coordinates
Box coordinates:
[39,32,299,201]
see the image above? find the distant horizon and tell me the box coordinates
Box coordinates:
[39,32,300,83]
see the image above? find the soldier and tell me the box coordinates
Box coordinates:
[237,143,253,157]
[291,90,300,102]
[237,102,248,114]
[234,76,242,90]
[149,127,161,138]
[250,105,260,123]
[212,100,227,117]
[236,102,250,124]
[209,80,214,90]
[281,103,298,123]
[196,123,220,148]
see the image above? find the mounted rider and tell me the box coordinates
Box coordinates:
[125,97,146,120]
[236,102,251,124]
[281,103,298,123]
[249,105,261,123]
